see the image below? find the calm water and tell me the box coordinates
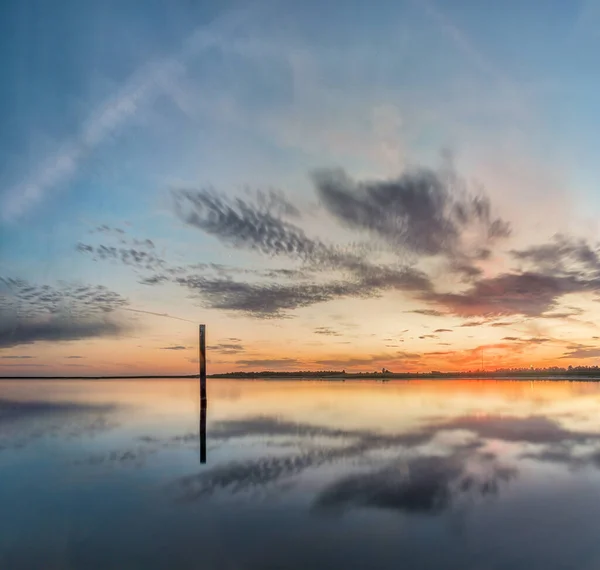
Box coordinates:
[3,379,600,569]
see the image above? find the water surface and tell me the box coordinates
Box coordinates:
[2,379,600,569]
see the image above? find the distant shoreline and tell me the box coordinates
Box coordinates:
[2,372,600,381]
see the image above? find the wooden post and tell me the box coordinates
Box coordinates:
[199,324,207,403]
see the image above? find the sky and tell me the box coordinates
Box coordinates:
[4,0,600,375]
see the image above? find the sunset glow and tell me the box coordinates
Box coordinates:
[3,1,600,375]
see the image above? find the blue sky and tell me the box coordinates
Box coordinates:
[3,0,600,375]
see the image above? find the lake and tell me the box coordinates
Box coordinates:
[2,378,600,569]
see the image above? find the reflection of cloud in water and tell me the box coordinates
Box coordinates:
[0,398,119,450]
[170,411,600,506]
[441,415,598,444]
[522,443,600,470]
[0,398,114,421]
[212,413,600,447]
[170,417,485,503]
[77,446,157,469]
[210,416,437,447]
[174,445,370,501]
[313,452,516,515]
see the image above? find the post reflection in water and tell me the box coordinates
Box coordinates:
[200,398,207,464]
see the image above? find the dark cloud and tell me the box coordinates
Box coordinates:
[0,278,130,348]
[313,453,515,515]
[512,234,600,273]
[211,343,245,355]
[172,188,321,261]
[422,272,600,318]
[408,309,446,317]
[0,319,127,349]
[540,311,582,319]
[65,355,83,359]
[174,275,374,317]
[502,337,550,344]
[434,329,452,333]
[419,334,438,339]
[160,345,188,351]
[313,167,510,258]
[76,242,166,271]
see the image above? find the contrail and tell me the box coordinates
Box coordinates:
[0,7,248,223]
[122,308,196,323]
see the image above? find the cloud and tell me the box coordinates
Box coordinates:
[502,337,550,344]
[91,225,126,236]
[0,319,127,349]
[0,355,34,359]
[314,327,341,336]
[313,166,510,259]
[211,343,245,355]
[409,309,446,317]
[422,271,600,318]
[172,188,321,261]
[175,275,373,317]
[434,329,452,333]
[76,242,166,272]
[160,345,188,351]
[170,264,432,318]
[65,355,83,359]
[0,278,130,347]
[0,363,47,368]
[560,347,600,359]
[512,234,600,273]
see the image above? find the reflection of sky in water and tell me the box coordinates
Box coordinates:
[3,380,600,568]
